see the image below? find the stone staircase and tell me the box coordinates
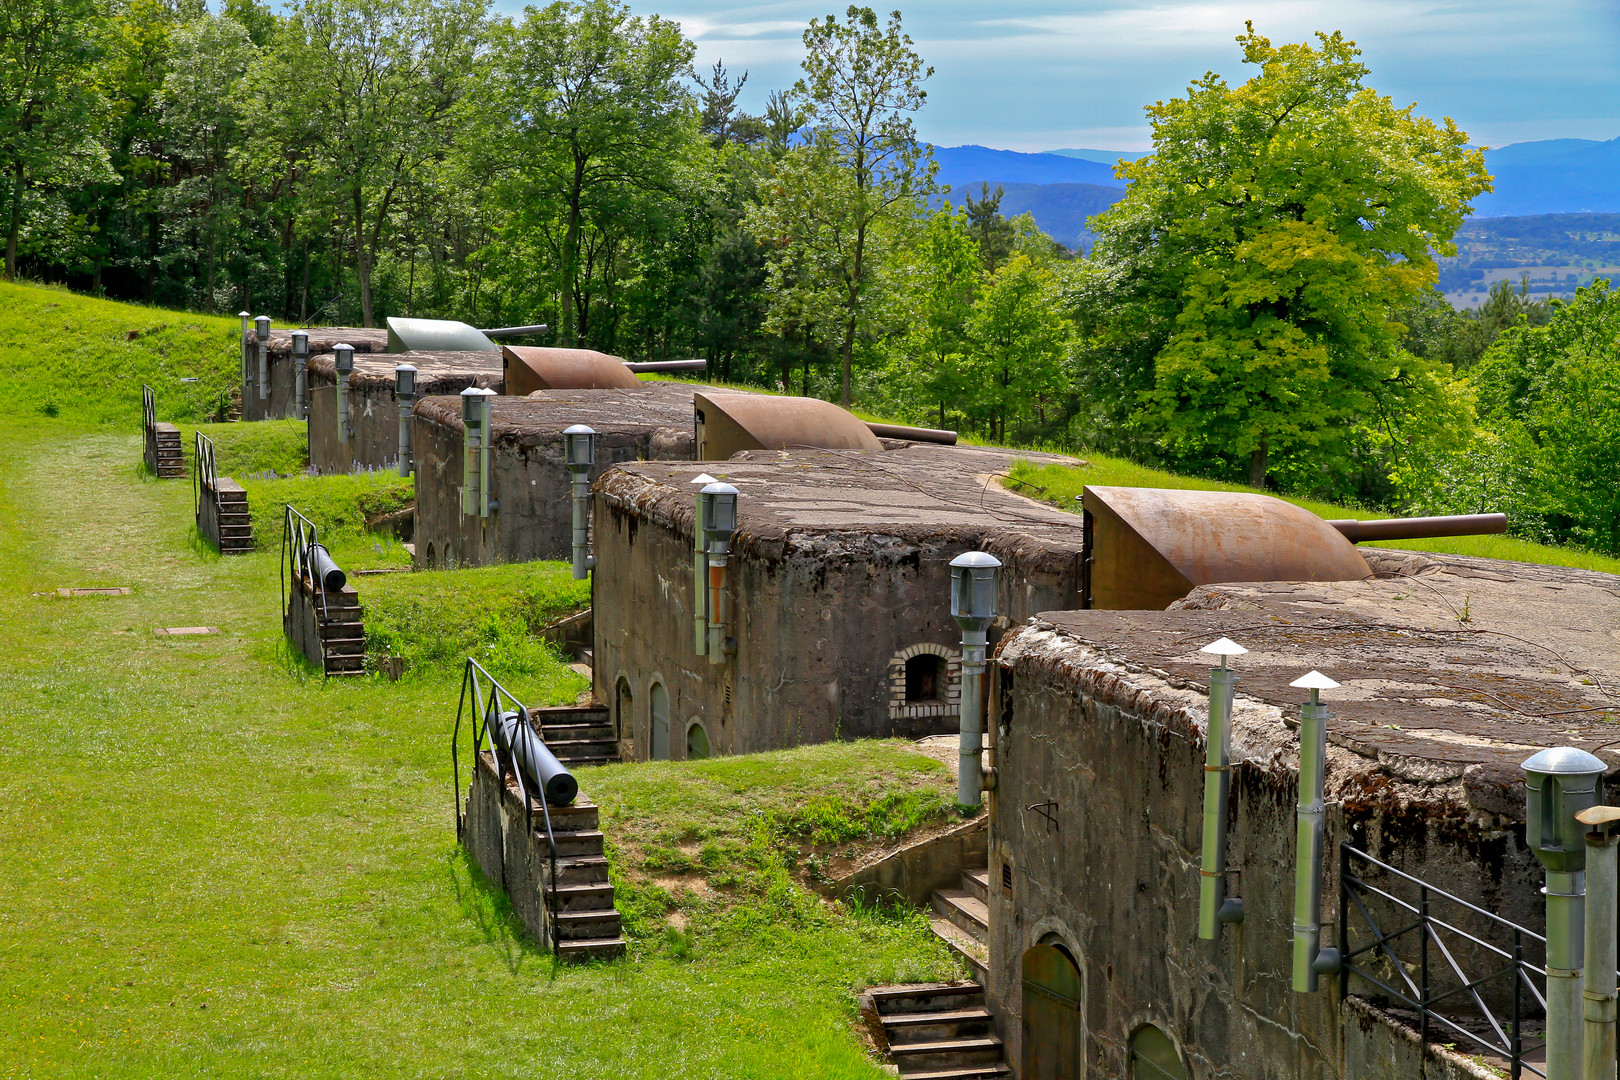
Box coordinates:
[931,863,990,982]
[212,479,254,554]
[149,423,185,478]
[531,705,620,768]
[867,981,1009,1079]
[498,766,625,962]
[313,584,366,676]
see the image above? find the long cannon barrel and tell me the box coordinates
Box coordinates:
[479,324,549,339]
[1327,513,1508,544]
[865,422,959,446]
[307,543,347,592]
[625,359,707,373]
[490,709,578,806]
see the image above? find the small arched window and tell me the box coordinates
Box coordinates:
[614,677,633,742]
[905,653,946,703]
[1129,1024,1188,1080]
[687,721,711,759]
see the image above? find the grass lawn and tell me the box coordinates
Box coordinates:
[0,416,962,1079]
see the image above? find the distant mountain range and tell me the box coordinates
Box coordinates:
[931,137,1620,250]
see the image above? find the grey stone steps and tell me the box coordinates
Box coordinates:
[539,724,616,741]
[932,889,988,942]
[963,867,989,905]
[888,1036,1004,1071]
[534,828,604,858]
[897,1065,1010,1080]
[883,1007,993,1030]
[548,882,615,912]
[556,936,626,961]
[869,983,984,1013]
[884,1007,995,1045]
[553,752,621,768]
[553,910,622,940]
[870,981,1006,1078]
[554,855,609,884]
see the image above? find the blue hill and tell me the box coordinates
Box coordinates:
[930,144,1123,191]
[1473,138,1620,216]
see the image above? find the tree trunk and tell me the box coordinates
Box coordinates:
[354,188,374,327]
[5,161,22,282]
[1248,443,1268,488]
[560,155,586,347]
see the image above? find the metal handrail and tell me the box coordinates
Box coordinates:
[1334,842,1620,1079]
[142,384,155,434]
[193,431,217,520]
[452,658,561,949]
[280,505,332,671]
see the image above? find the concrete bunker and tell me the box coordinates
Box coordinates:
[307,350,501,474]
[410,383,710,568]
[982,552,1620,1079]
[590,444,1087,762]
[279,506,366,676]
[250,326,389,421]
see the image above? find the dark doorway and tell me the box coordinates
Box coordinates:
[1022,939,1083,1079]
[905,653,946,702]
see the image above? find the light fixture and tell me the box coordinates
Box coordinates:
[950,550,1002,808]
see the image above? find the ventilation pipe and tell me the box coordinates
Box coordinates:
[1291,670,1340,992]
[238,311,253,401]
[460,387,495,517]
[394,364,417,477]
[564,424,596,580]
[950,551,1001,809]
[333,344,355,445]
[255,315,271,402]
[699,482,738,664]
[1198,637,1247,941]
[1577,804,1620,1080]
[1524,746,1607,1080]
[690,473,717,655]
[292,330,309,419]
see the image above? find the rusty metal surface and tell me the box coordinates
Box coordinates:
[1082,486,1372,610]
[1329,513,1508,543]
[866,422,958,445]
[501,345,639,394]
[694,391,883,460]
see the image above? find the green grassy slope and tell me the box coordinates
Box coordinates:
[0,281,240,425]
[0,421,960,1078]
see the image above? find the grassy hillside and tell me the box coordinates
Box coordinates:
[0,281,240,426]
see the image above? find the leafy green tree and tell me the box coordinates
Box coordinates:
[480,0,695,346]
[877,208,978,426]
[240,0,486,326]
[1085,25,1489,486]
[965,253,1068,441]
[962,183,1013,272]
[0,0,107,280]
[753,6,932,406]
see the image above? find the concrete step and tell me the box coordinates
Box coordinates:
[532,706,610,725]
[545,737,618,753]
[556,936,625,962]
[932,889,988,943]
[322,637,366,655]
[539,724,616,741]
[553,909,622,940]
[884,1007,995,1045]
[888,1036,1004,1072]
[962,867,990,905]
[547,882,616,912]
[554,855,610,885]
[897,1065,1010,1080]
[537,829,604,858]
[552,752,621,768]
[870,983,985,1015]
[929,918,988,983]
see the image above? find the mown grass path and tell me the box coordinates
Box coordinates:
[0,421,954,1078]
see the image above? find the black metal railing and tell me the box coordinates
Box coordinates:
[280,505,332,671]
[452,659,561,948]
[142,384,156,435]
[193,430,217,521]
[1339,842,1566,1077]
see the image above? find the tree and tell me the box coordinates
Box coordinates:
[754,6,932,406]
[1085,25,1490,486]
[0,0,106,280]
[964,253,1068,441]
[878,208,979,427]
[481,0,695,346]
[240,0,486,326]
[962,183,1013,272]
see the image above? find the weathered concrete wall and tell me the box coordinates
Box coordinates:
[308,352,500,473]
[465,752,554,949]
[245,328,389,421]
[985,614,1555,1079]
[412,389,696,568]
[591,452,1085,762]
[824,816,987,908]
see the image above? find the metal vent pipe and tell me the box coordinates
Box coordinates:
[459,387,495,517]
[690,473,716,655]
[564,425,596,579]
[238,311,253,401]
[950,551,1001,809]
[333,344,355,444]
[291,330,310,419]
[1578,805,1620,1080]
[394,364,417,477]
[1198,637,1247,941]
[1292,670,1340,992]
[700,482,738,665]
[255,316,271,402]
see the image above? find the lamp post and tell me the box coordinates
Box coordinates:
[394,364,417,477]
[950,551,1001,809]
[1198,637,1247,941]
[564,424,596,580]
[292,330,309,419]
[689,473,717,655]
[254,315,271,404]
[1524,746,1608,1080]
[460,387,495,517]
[1292,669,1340,992]
[333,344,354,445]
[699,482,738,665]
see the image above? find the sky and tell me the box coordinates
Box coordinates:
[493,0,1620,152]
